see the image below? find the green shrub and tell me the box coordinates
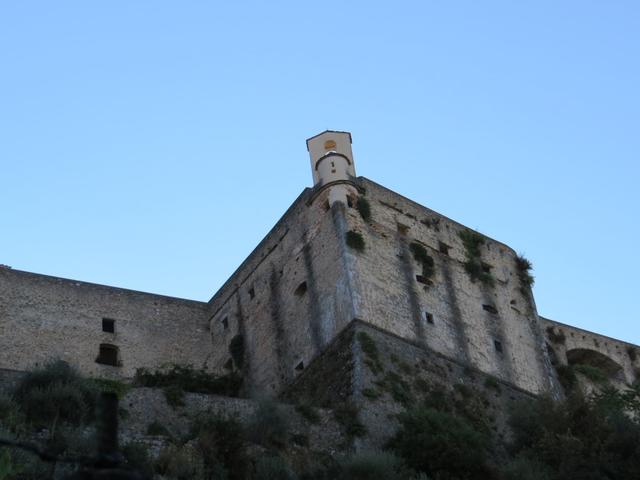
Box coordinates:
[147,420,171,436]
[362,388,380,400]
[555,364,577,391]
[333,402,366,438]
[155,444,207,480]
[458,230,494,287]
[134,363,242,397]
[338,450,412,480]
[295,403,321,424]
[190,413,245,479]
[255,455,297,480]
[501,456,552,480]
[388,406,490,479]
[346,231,365,252]
[0,395,25,433]
[484,376,500,391]
[164,384,185,408]
[13,360,97,426]
[247,398,290,448]
[122,442,154,478]
[409,242,435,280]
[356,197,372,222]
[379,371,413,406]
[91,378,131,399]
[357,332,383,375]
[574,364,608,384]
[515,255,535,293]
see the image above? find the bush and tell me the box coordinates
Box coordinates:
[295,403,321,424]
[147,420,171,436]
[388,406,490,479]
[13,360,97,426]
[458,230,494,287]
[346,231,365,252]
[246,398,290,448]
[164,384,186,408]
[333,402,366,438]
[134,364,242,397]
[356,198,372,222]
[190,412,246,479]
[338,451,412,480]
[122,442,154,478]
[409,242,435,280]
[155,444,207,480]
[515,255,535,293]
[574,364,608,384]
[255,455,297,480]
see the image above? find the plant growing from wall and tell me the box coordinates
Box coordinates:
[458,230,494,287]
[409,242,435,282]
[515,254,534,294]
[356,197,372,222]
[346,230,365,252]
[358,332,383,374]
[574,364,608,384]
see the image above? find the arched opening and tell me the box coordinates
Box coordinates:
[566,348,624,383]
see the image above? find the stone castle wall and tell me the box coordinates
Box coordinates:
[343,178,555,394]
[206,187,358,396]
[0,268,211,378]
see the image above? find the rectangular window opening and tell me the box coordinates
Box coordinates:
[249,287,255,299]
[221,317,229,330]
[494,340,503,354]
[425,312,435,325]
[438,242,450,256]
[102,318,115,333]
[96,344,119,366]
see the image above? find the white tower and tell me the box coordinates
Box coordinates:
[306,130,357,206]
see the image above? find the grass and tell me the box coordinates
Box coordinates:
[515,254,535,294]
[458,230,495,287]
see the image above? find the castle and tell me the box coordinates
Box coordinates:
[1,131,637,401]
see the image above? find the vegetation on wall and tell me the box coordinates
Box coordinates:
[515,254,535,294]
[134,363,242,398]
[356,197,372,223]
[409,242,435,282]
[346,230,365,252]
[458,230,495,287]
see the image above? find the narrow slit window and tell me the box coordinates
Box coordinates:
[221,317,229,330]
[102,318,115,333]
[249,287,255,299]
[425,312,435,324]
[96,344,119,366]
[482,304,498,315]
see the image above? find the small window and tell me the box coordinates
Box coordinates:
[96,344,119,366]
[249,287,255,299]
[438,242,450,256]
[102,318,115,333]
[221,317,229,330]
[294,281,308,297]
[425,312,434,324]
[494,340,503,354]
[482,304,498,315]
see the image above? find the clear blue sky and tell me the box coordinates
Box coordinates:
[1,2,638,344]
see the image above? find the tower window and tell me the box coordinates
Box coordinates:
[102,318,115,333]
[96,344,119,366]
[494,340,503,354]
